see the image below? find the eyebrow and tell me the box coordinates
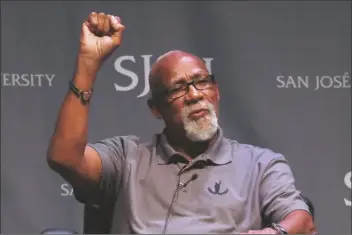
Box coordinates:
[170,78,185,86]
[169,72,207,86]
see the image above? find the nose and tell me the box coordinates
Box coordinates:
[185,84,203,103]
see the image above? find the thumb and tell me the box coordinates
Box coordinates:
[81,22,93,38]
[81,22,89,34]
[110,16,125,45]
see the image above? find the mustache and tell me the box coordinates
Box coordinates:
[181,101,212,116]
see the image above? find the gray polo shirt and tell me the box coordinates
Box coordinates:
[76,128,309,234]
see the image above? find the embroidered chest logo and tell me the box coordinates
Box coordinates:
[208,180,228,195]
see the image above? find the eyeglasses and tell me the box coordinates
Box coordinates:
[155,74,215,100]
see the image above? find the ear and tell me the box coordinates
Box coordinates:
[215,83,220,101]
[147,98,162,120]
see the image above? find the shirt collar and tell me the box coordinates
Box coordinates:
[157,128,233,165]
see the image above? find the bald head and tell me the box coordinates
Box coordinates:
[149,50,208,95]
[155,50,205,66]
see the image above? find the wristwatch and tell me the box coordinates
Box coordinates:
[69,80,93,104]
[270,223,288,234]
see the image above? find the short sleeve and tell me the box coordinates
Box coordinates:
[74,135,137,206]
[259,155,310,223]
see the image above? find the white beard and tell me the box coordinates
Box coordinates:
[180,101,219,142]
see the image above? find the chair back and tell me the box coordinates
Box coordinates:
[83,204,114,234]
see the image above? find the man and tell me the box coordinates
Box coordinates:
[47,12,317,234]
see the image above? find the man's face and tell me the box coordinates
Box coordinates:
[152,54,220,141]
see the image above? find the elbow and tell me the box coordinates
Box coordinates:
[46,150,74,176]
[46,137,85,174]
[46,144,55,166]
[299,213,317,234]
[46,136,59,167]
[46,147,62,171]
[281,210,317,234]
[46,137,70,169]
[46,144,81,172]
[306,218,318,234]
[46,142,68,171]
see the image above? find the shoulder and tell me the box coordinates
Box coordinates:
[226,138,287,169]
[91,135,140,148]
[239,142,284,162]
[88,135,140,156]
[89,134,155,158]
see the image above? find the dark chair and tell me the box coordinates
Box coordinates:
[83,204,115,234]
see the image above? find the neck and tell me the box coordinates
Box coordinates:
[164,127,218,160]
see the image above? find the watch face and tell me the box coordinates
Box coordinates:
[82,91,92,101]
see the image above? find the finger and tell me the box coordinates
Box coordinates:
[81,21,90,36]
[82,20,96,34]
[97,12,106,33]
[88,12,98,31]
[103,14,111,34]
[83,21,95,35]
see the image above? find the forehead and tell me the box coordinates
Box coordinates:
[158,55,208,85]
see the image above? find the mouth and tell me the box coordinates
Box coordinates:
[188,109,209,119]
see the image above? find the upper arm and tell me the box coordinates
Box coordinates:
[47,144,102,188]
[71,145,103,185]
[72,137,128,205]
[259,155,310,223]
[48,135,137,205]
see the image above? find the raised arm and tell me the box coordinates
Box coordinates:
[47,12,125,192]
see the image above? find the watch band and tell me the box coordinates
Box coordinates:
[270,223,288,234]
[69,80,93,104]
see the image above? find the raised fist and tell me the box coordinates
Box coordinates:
[79,12,125,63]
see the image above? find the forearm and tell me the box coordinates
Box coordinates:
[47,56,98,167]
[279,210,317,234]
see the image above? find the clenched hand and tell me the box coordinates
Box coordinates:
[79,12,125,64]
